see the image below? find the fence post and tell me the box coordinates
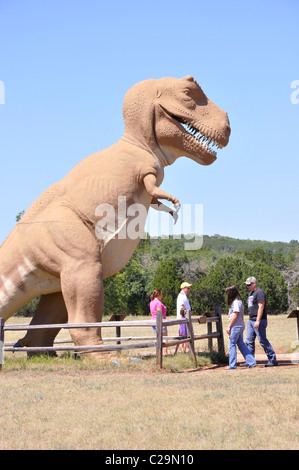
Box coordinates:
[115,314,121,346]
[215,306,225,356]
[186,310,197,366]
[207,321,213,352]
[156,308,163,369]
[0,318,4,371]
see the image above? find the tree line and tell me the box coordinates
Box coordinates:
[14,229,298,318]
[102,236,296,317]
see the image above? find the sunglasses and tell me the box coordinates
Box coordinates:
[246,283,253,287]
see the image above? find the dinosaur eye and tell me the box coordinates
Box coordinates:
[184,90,190,95]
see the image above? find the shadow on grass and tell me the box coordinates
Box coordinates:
[137,349,229,373]
[2,349,229,374]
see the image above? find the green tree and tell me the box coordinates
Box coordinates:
[16,210,25,222]
[151,259,182,315]
[291,285,299,306]
[123,257,149,315]
[103,272,127,316]
[250,261,288,314]
[190,255,289,316]
[190,257,249,314]
[103,252,150,316]
[15,297,40,317]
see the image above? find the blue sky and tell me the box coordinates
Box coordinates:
[0,0,298,245]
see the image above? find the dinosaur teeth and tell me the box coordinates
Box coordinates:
[173,115,223,155]
[180,121,222,153]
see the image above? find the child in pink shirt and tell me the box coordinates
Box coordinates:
[149,289,168,355]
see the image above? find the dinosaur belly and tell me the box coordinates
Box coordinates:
[102,237,140,279]
[96,188,150,279]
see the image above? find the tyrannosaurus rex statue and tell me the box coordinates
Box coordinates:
[0,76,230,355]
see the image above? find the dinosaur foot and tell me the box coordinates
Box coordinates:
[72,340,111,361]
[13,340,58,358]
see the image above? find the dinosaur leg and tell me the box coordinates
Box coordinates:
[60,258,104,358]
[17,292,68,356]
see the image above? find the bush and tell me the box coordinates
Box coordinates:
[190,256,289,315]
[15,297,40,317]
[151,259,182,316]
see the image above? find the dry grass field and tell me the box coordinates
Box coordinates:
[0,314,298,450]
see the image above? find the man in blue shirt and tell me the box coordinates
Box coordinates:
[244,276,277,367]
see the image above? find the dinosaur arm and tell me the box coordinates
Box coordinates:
[150,197,172,213]
[150,197,179,224]
[143,174,180,206]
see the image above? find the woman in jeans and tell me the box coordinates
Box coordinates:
[225,285,256,370]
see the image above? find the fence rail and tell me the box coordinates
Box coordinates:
[0,307,224,371]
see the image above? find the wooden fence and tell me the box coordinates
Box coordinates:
[0,307,224,371]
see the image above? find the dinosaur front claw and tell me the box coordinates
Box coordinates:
[171,202,181,225]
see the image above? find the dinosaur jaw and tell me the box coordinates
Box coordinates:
[170,114,227,165]
[176,116,223,155]
[156,104,229,166]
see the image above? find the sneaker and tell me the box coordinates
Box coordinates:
[239,362,256,368]
[225,366,236,370]
[12,341,22,353]
[265,361,278,367]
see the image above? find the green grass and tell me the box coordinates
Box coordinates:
[1,314,298,450]
[0,363,298,450]
[1,348,226,374]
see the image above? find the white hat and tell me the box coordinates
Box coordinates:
[244,276,257,285]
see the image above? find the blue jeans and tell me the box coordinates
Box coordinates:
[229,327,256,369]
[245,319,277,364]
[152,326,167,334]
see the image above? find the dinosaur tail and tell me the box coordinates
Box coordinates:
[0,229,40,321]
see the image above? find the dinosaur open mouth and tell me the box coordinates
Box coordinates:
[172,115,224,158]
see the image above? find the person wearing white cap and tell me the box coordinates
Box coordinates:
[176,282,192,319]
[244,276,277,367]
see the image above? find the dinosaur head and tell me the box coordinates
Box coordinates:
[123,75,230,166]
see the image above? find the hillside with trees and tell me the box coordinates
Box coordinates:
[102,235,297,317]
[14,230,298,318]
